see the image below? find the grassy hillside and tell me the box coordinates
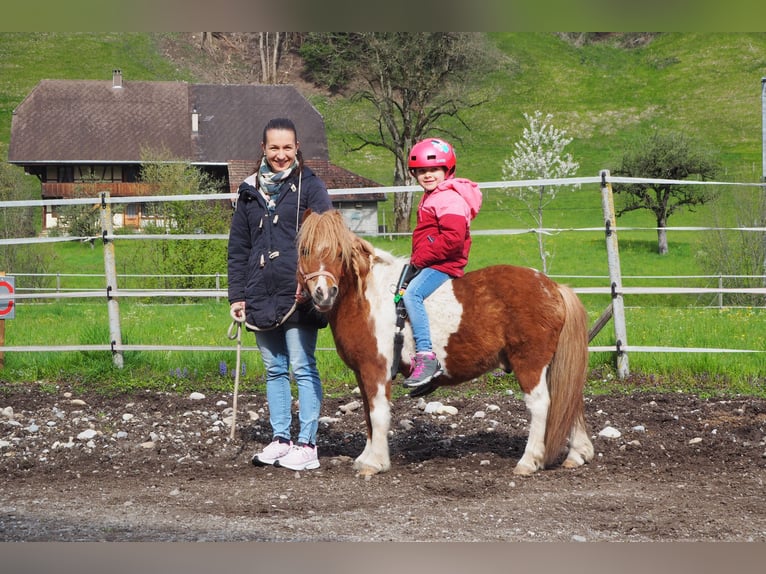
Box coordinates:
[309,32,766,282]
[315,32,766,184]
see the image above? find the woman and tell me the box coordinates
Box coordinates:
[227,117,332,471]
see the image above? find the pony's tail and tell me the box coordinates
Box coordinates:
[543,285,589,467]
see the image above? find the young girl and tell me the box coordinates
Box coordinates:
[402,138,482,388]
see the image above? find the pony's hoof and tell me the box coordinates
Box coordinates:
[512,462,538,476]
[562,452,587,469]
[355,466,380,478]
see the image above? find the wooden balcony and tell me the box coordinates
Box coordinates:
[42,182,160,199]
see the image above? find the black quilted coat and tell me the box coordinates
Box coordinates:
[227,166,332,330]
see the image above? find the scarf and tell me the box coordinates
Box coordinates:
[258,156,297,200]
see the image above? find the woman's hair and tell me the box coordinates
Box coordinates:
[253,117,304,174]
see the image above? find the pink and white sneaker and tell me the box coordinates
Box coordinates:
[252,438,292,466]
[274,443,320,471]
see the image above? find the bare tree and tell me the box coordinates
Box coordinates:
[356,33,493,231]
[0,160,56,287]
[699,185,766,306]
[198,33,292,84]
[258,32,283,83]
[303,33,492,232]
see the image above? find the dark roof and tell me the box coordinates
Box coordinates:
[8,79,329,164]
[305,160,386,201]
[190,84,328,162]
[8,79,191,162]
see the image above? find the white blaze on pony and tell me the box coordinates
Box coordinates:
[297,210,594,477]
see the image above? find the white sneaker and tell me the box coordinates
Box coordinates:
[252,438,292,466]
[274,444,320,470]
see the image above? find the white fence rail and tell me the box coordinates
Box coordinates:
[2,173,766,374]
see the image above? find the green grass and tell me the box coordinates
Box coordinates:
[4,187,765,397]
[0,299,358,398]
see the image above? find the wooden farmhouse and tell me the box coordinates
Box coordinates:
[7,70,385,235]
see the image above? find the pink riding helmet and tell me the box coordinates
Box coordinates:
[408,138,457,178]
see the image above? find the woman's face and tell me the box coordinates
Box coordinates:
[262,128,298,172]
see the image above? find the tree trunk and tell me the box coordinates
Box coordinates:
[393,154,414,233]
[258,33,268,83]
[537,185,548,273]
[394,193,414,233]
[657,217,668,255]
[537,231,547,274]
[200,32,214,53]
[271,32,280,82]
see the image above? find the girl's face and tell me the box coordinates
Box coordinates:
[262,128,298,172]
[413,166,447,192]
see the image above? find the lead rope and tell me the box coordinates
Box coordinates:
[225,292,302,439]
[226,314,244,440]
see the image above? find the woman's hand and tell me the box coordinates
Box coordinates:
[229,301,245,322]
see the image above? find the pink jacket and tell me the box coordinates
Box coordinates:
[410,178,483,278]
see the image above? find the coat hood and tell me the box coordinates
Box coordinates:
[435,178,483,220]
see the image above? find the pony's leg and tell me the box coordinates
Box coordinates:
[352,383,392,476]
[514,368,550,476]
[562,414,594,469]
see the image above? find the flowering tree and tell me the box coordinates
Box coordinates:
[502,111,579,273]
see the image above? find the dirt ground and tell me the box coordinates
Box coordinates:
[2,380,766,542]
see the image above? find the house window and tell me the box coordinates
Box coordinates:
[57,166,74,182]
[123,166,138,182]
[75,166,96,182]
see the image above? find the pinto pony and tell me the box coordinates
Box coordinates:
[297,210,594,476]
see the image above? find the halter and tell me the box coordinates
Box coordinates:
[298,265,339,289]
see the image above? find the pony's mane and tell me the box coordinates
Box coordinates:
[298,210,377,290]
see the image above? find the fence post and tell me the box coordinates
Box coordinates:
[0,271,4,368]
[718,274,723,308]
[600,170,629,378]
[99,192,124,369]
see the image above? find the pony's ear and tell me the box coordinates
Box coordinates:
[350,236,376,278]
[356,236,376,259]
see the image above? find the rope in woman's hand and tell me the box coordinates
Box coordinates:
[227,304,245,440]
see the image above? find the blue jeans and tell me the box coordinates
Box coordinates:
[254,324,323,446]
[402,267,449,353]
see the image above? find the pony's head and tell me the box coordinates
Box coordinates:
[297,210,375,312]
